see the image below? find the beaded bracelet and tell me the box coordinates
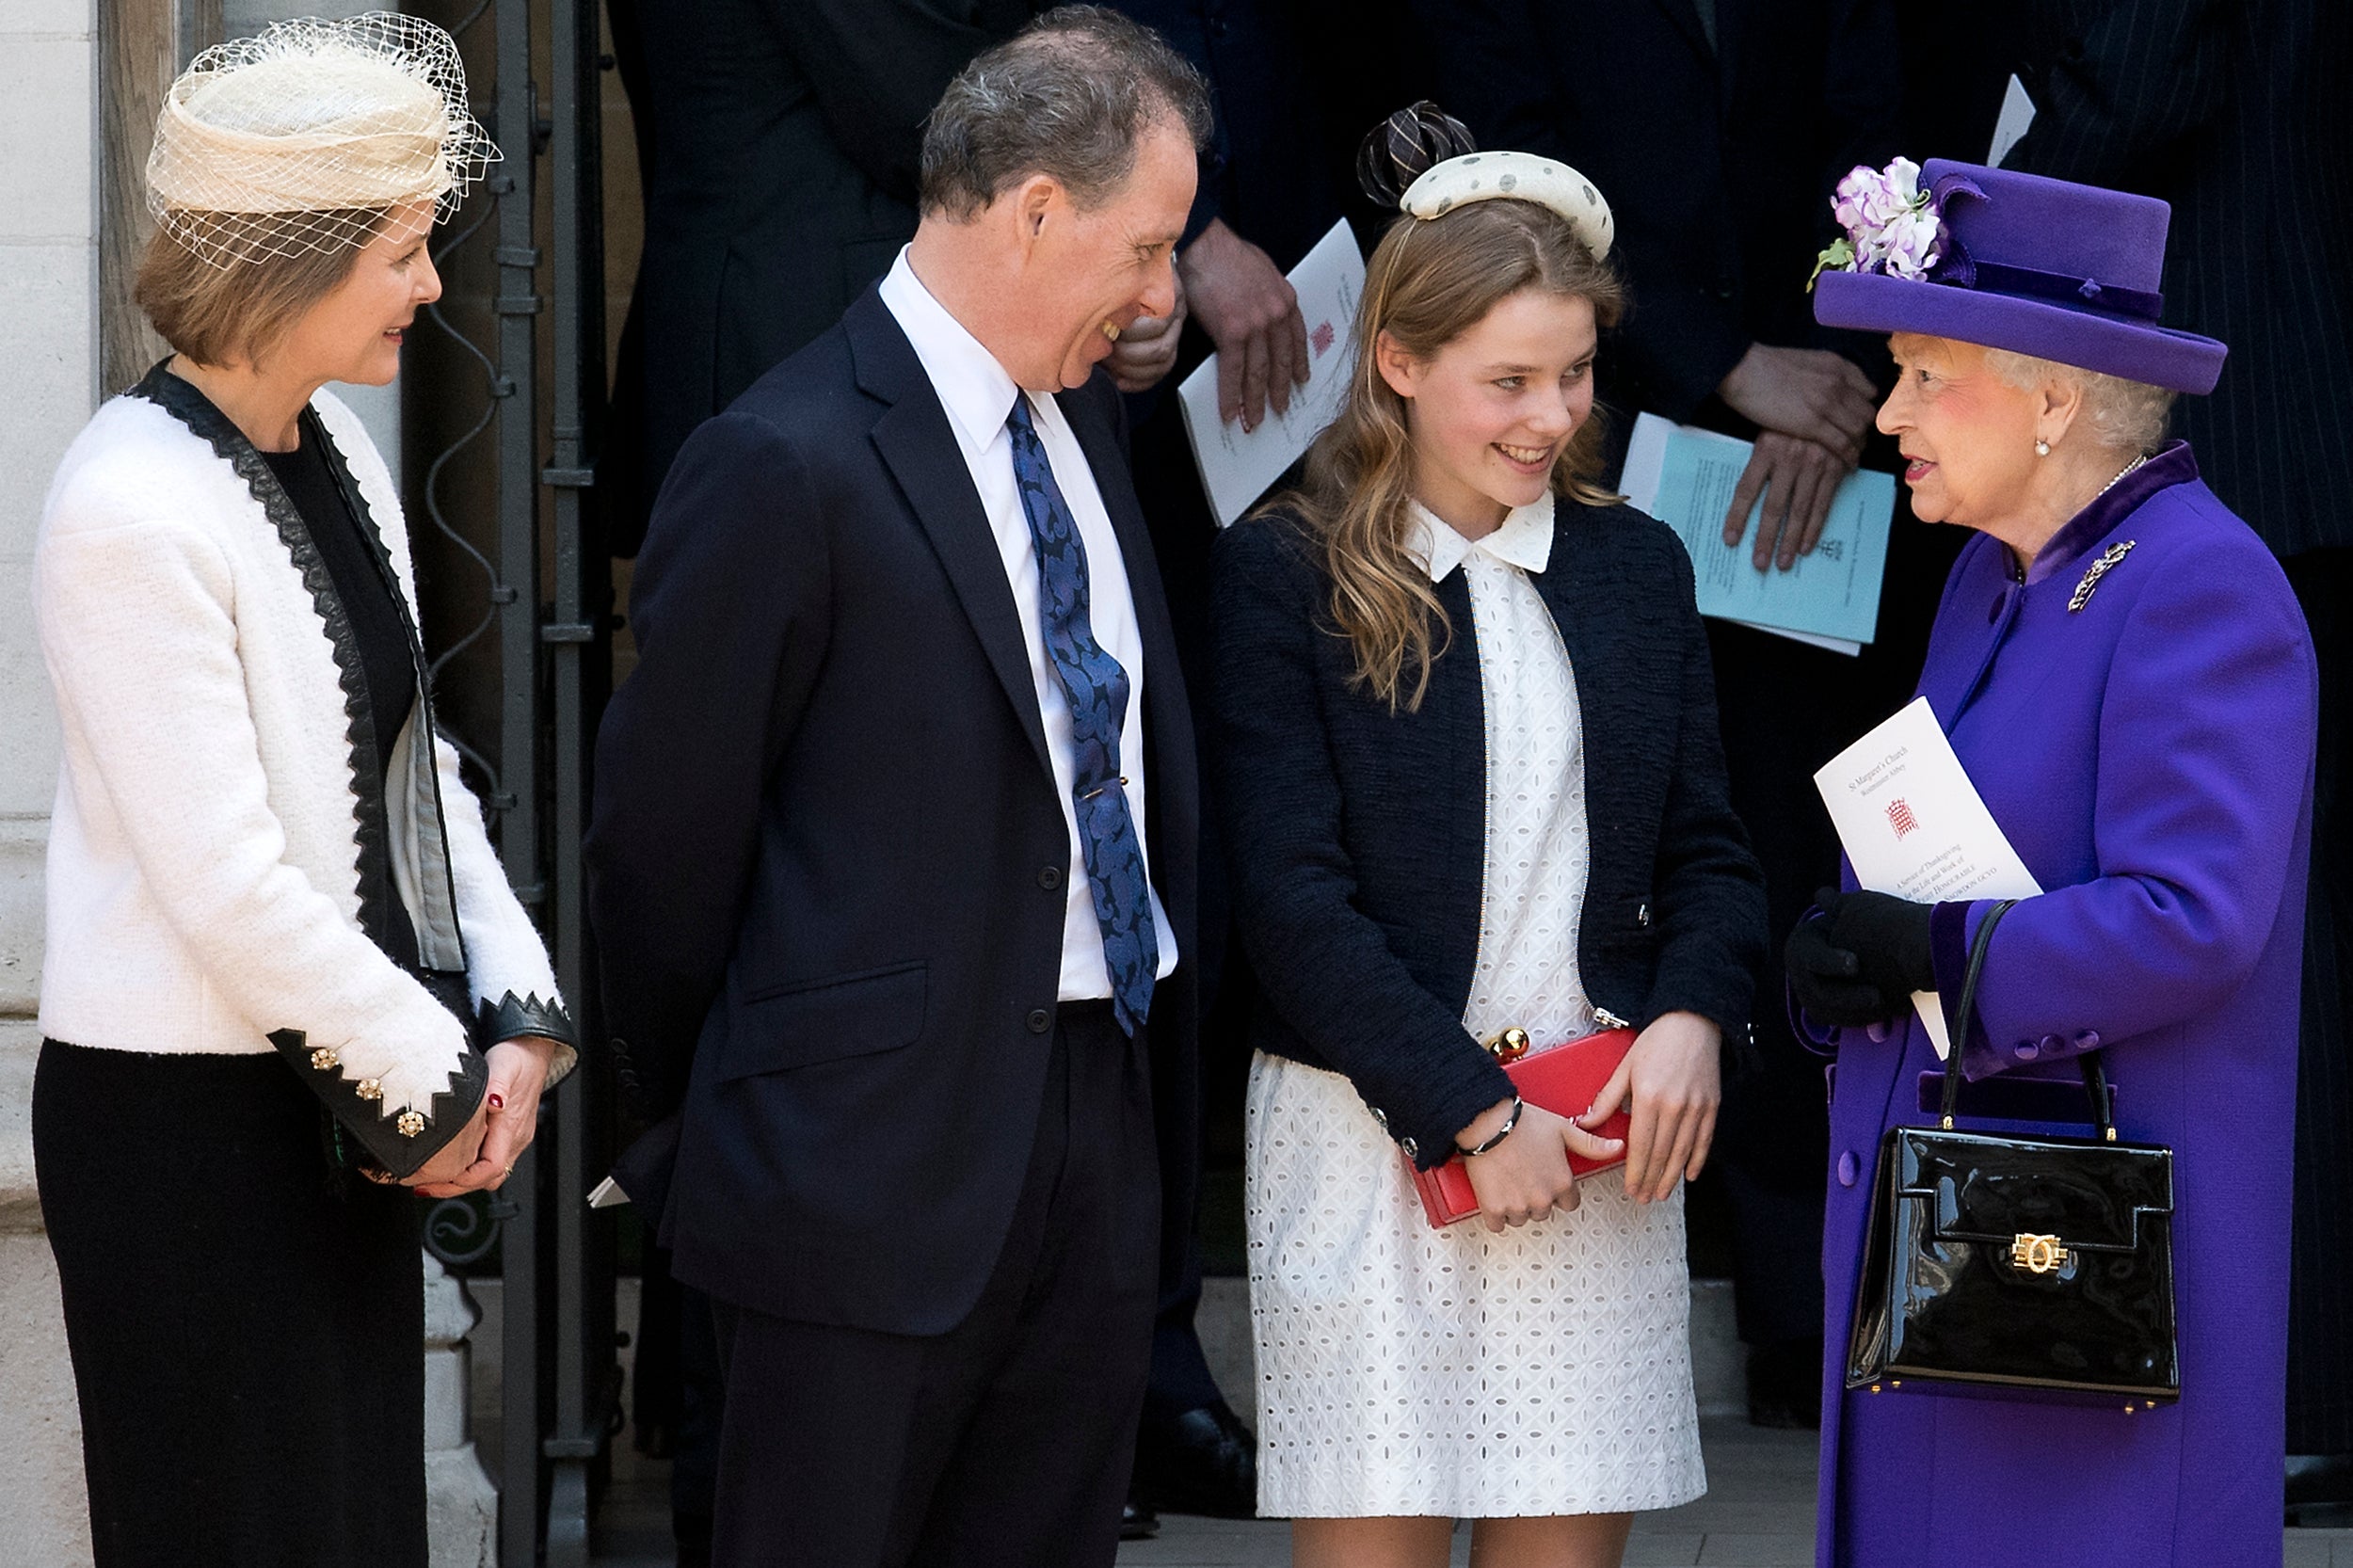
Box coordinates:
[1455,1094,1525,1158]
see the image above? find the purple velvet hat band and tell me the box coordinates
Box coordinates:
[1813,159,2226,395]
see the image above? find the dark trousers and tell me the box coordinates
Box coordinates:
[708,1002,1160,1568]
[2286,547,2353,1454]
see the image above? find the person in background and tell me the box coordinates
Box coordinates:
[1213,104,1765,1568]
[1794,156,2313,1568]
[31,18,575,1565]
[601,0,1036,555]
[1999,1,2353,1512]
[1412,0,1920,1428]
[1096,0,1343,1532]
[585,14,1207,1564]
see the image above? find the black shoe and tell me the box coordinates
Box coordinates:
[1745,1340,1823,1431]
[1121,1488,1161,1542]
[2288,1454,2353,1528]
[1135,1400,1258,1519]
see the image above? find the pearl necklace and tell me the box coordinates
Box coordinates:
[2093,453,2149,502]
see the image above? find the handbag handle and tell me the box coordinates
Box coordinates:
[1939,898,2115,1142]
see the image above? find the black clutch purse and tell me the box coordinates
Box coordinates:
[1845,899,2179,1410]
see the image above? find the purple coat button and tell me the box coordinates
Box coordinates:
[1865,1019,1891,1044]
[1837,1151,1861,1187]
[2073,1030,2102,1049]
[2014,1040,2039,1060]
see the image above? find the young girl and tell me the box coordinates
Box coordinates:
[1209,105,1766,1568]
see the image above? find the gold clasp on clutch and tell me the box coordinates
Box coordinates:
[2010,1233,2071,1274]
[1487,1027,1531,1064]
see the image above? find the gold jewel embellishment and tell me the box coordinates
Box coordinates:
[2010,1232,2072,1274]
[1487,1026,1531,1064]
[2069,539,2137,613]
[355,1079,382,1102]
[395,1111,425,1137]
[309,1046,339,1072]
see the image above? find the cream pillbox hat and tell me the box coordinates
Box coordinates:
[146,10,496,269]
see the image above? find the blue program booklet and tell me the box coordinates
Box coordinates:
[1620,412,1897,654]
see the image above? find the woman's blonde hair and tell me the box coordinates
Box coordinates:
[135,213,379,368]
[1273,194,1625,711]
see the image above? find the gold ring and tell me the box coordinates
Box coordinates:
[501,1163,516,1179]
[1101,320,1121,343]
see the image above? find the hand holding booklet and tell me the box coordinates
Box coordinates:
[1619,412,1897,654]
[1813,696,2041,1057]
[1177,217,1366,526]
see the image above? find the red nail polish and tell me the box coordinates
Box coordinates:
[488,1093,505,1111]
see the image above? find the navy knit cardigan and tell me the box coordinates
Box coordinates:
[1209,500,1767,1168]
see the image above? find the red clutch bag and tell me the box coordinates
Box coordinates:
[1408,1026,1637,1228]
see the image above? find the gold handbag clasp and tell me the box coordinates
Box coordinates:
[2010,1233,2071,1275]
[1487,1027,1531,1064]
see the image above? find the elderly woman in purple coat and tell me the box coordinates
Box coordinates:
[1785,160,2317,1567]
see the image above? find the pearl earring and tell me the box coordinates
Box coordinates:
[2035,440,2051,456]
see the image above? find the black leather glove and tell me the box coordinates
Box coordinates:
[1785,909,1900,1026]
[1819,888,1936,999]
[1785,888,1937,1027]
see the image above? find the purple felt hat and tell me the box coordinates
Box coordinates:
[1812,159,2225,394]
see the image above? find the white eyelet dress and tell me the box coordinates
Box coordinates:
[1246,494,1706,1519]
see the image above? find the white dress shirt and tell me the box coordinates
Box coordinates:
[879,248,1178,1000]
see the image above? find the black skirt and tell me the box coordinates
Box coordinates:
[33,1040,427,1568]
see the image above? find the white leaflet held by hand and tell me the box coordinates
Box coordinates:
[1814,696,2042,1058]
[1178,217,1366,527]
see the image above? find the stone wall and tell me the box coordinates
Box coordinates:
[0,0,95,1560]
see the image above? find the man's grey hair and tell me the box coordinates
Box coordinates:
[919,7,1212,220]
[1984,347,2178,454]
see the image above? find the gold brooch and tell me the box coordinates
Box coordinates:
[2069,540,2136,612]
[396,1111,425,1138]
[309,1046,339,1072]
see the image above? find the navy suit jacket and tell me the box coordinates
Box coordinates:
[584,288,1200,1335]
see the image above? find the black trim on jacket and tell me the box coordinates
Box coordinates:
[128,364,509,1177]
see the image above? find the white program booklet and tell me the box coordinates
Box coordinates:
[1177,216,1366,526]
[1988,73,2037,168]
[1814,696,2042,1057]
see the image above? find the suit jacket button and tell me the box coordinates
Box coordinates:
[1027,1008,1052,1034]
[1038,865,1064,891]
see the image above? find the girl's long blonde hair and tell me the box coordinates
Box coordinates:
[1273,131,1626,712]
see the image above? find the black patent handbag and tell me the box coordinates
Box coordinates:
[1844,899,2180,1409]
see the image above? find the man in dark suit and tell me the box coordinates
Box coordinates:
[1414,0,1926,1428]
[2002,0,2353,1506]
[600,0,1037,554]
[584,13,1209,1563]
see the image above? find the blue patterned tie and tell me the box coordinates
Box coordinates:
[1006,395,1158,1034]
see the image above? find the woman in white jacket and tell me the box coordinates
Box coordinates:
[30,18,573,1566]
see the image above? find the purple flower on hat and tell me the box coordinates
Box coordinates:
[1812,158,1945,290]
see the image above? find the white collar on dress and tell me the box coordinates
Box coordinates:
[1403,490,1556,583]
[876,246,1027,463]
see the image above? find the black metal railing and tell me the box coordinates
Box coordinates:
[409,0,616,1560]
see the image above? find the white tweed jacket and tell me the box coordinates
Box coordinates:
[34,375,572,1158]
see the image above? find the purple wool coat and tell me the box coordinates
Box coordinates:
[1810,443,2316,1567]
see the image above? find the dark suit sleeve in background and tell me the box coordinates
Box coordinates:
[763,0,1016,206]
[586,412,834,1114]
[2007,0,2230,183]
